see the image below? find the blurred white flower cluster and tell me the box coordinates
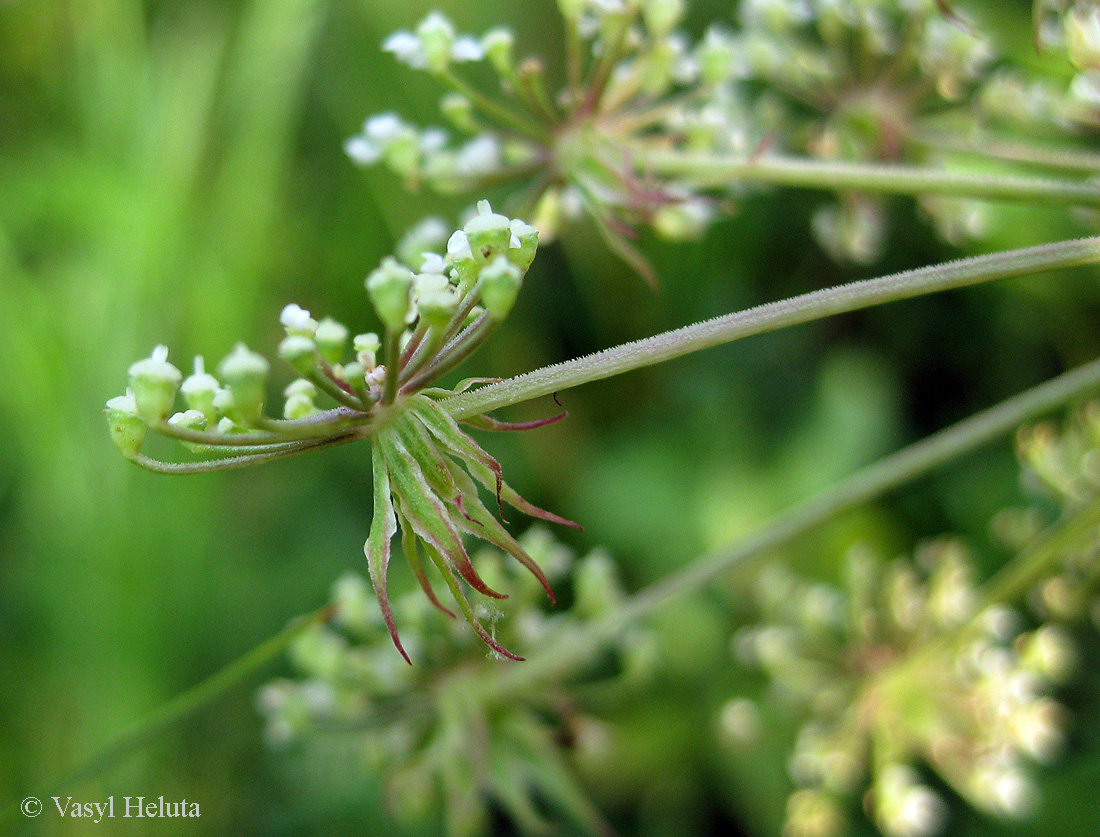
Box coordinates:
[257,528,654,836]
[724,534,1084,837]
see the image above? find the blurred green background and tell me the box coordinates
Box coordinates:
[3,0,1100,834]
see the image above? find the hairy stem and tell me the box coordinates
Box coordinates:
[443,237,1100,419]
[483,355,1100,699]
[638,151,1100,207]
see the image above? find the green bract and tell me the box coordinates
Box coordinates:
[105,205,571,661]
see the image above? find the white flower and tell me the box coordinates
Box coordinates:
[382,30,426,68]
[455,134,502,175]
[451,36,484,62]
[447,229,472,261]
[344,136,379,166]
[364,112,406,144]
[420,252,447,274]
[280,303,318,335]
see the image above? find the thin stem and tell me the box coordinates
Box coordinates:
[156,408,364,447]
[911,129,1100,174]
[308,366,366,411]
[383,328,402,405]
[972,496,1100,617]
[442,237,1100,420]
[638,151,1100,207]
[482,355,1100,699]
[130,431,361,474]
[405,313,494,392]
[440,70,549,144]
[0,606,334,832]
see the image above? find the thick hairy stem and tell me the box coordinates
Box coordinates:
[442,237,1100,420]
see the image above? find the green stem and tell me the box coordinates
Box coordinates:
[0,606,334,833]
[440,70,548,144]
[443,237,1100,420]
[638,151,1100,207]
[483,355,1100,699]
[131,431,361,474]
[910,129,1100,174]
[973,496,1100,617]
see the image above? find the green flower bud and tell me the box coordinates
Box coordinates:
[557,0,586,23]
[382,130,421,181]
[168,409,209,451]
[180,356,220,421]
[283,378,318,419]
[283,393,318,420]
[478,255,522,320]
[353,332,381,367]
[127,345,183,424]
[441,93,479,133]
[507,218,539,272]
[167,409,207,430]
[396,217,450,270]
[218,342,270,422]
[418,288,459,327]
[644,0,685,36]
[416,12,455,75]
[105,391,147,458]
[1066,7,1100,70]
[367,257,414,332]
[573,549,624,618]
[481,27,515,76]
[341,361,366,388]
[279,335,319,376]
[463,200,512,264]
[314,317,349,365]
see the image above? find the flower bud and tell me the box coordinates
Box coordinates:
[314,317,349,365]
[127,345,183,424]
[507,218,539,272]
[279,335,318,377]
[283,379,318,420]
[573,549,624,618]
[644,0,685,36]
[367,257,415,332]
[218,343,270,422]
[396,216,450,270]
[463,200,512,264]
[1066,7,1100,70]
[440,93,479,133]
[167,409,207,430]
[353,332,381,367]
[418,288,459,328]
[478,256,522,320]
[180,356,220,421]
[105,391,147,458]
[280,303,318,336]
[416,12,456,75]
[446,230,480,289]
[481,27,515,76]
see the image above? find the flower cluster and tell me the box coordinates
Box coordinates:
[732,0,1002,260]
[346,1,1072,274]
[724,537,1080,837]
[1033,0,1100,128]
[107,203,578,661]
[345,1,749,281]
[257,529,645,836]
[1012,400,1100,622]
